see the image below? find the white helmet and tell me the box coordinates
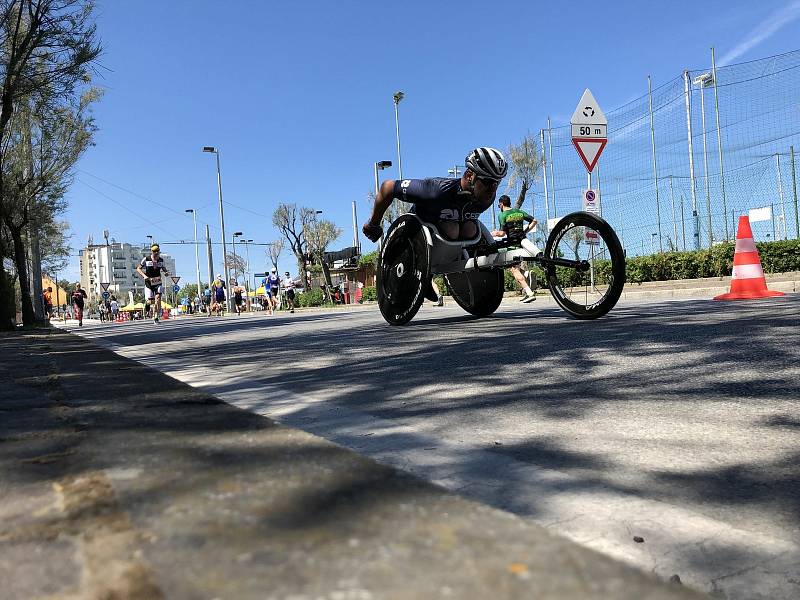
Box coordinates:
[271,268,276,273]
[465,147,508,181]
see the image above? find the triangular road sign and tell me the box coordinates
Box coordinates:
[570,89,607,126]
[100,282,111,291]
[171,276,181,285]
[572,138,608,173]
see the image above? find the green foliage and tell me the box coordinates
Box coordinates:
[360,250,378,267]
[296,288,325,307]
[617,239,800,285]
[362,286,377,301]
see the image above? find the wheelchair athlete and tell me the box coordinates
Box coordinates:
[363,147,507,299]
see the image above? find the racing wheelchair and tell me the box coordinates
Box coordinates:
[376,211,626,325]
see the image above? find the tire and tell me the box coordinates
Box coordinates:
[544,211,625,319]
[444,269,504,318]
[377,215,430,325]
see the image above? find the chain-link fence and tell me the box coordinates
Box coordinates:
[511,48,800,257]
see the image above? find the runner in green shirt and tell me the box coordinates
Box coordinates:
[491,195,538,303]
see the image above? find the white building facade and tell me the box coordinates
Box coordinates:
[79,237,176,305]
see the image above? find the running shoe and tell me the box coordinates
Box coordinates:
[521,292,536,303]
[435,295,444,307]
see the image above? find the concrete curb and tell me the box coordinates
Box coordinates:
[0,330,705,599]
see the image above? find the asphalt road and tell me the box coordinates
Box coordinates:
[69,295,800,599]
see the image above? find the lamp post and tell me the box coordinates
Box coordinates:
[693,72,714,247]
[245,239,253,307]
[185,209,202,310]
[393,91,405,180]
[374,161,392,244]
[374,160,392,197]
[202,146,231,313]
[232,231,243,285]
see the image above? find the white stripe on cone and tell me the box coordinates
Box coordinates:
[732,263,764,280]
[734,237,757,253]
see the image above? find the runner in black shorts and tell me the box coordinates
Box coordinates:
[135,243,171,324]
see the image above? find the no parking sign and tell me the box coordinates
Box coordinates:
[583,189,601,245]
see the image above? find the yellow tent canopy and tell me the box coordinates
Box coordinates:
[249,286,266,297]
[120,302,145,311]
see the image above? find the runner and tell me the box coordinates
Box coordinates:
[212,275,226,315]
[43,286,53,320]
[267,268,280,313]
[135,243,171,324]
[71,283,87,327]
[110,296,119,322]
[233,285,244,315]
[491,195,539,303]
[283,271,296,313]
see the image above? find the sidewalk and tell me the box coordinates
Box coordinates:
[0,329,705,599]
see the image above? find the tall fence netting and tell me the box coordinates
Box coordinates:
[492,49,800,257]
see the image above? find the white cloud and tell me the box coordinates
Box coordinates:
[718,0,800,66]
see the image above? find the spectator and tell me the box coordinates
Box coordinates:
[283,271,296,313]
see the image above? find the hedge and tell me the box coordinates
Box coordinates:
[607,239,800,284]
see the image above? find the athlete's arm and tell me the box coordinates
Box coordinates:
[362,180,396,241]
[135,261,148,282]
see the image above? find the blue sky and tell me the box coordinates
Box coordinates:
[64,0,800,281]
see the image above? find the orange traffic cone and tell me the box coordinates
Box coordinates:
[714,215,785,301]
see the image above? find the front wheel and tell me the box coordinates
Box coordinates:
[377,215,430,325]
[544,212,625,319]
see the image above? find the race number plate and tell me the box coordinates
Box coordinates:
[149,276,162,286]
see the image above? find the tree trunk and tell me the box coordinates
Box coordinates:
[29,231,45,322]
[10,227,34,326]
[515,180,529,210]
[0,259,14,330]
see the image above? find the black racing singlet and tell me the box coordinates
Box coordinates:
[392,177,491,225]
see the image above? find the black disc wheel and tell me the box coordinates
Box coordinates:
[543,211,625,319]
[377,215,430,325]
[444,269,504,318]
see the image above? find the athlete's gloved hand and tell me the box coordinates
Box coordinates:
[362,222,383,242]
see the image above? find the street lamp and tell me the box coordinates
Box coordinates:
[693,72,714,247]
[232,231,243,285]
[650,232,658,254]
[393,91,404,180]
[185,209,202,309]
[243,239,253,310]
[203,146,231,313]
[374,160,392,197]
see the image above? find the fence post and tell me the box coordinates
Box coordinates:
[648,75,663,252]
[540,128,550,233]
[711,47,728,240]
[669,175,678,250]
[683,70,700,250]
[776,153,786,240]
[791,145,799,239]
[547,116,557,217]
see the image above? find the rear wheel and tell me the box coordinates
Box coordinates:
[444,269,504,318]
[377,215,430,325]
[543,212,625,319]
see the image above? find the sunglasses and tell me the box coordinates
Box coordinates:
[477,177,500,188]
